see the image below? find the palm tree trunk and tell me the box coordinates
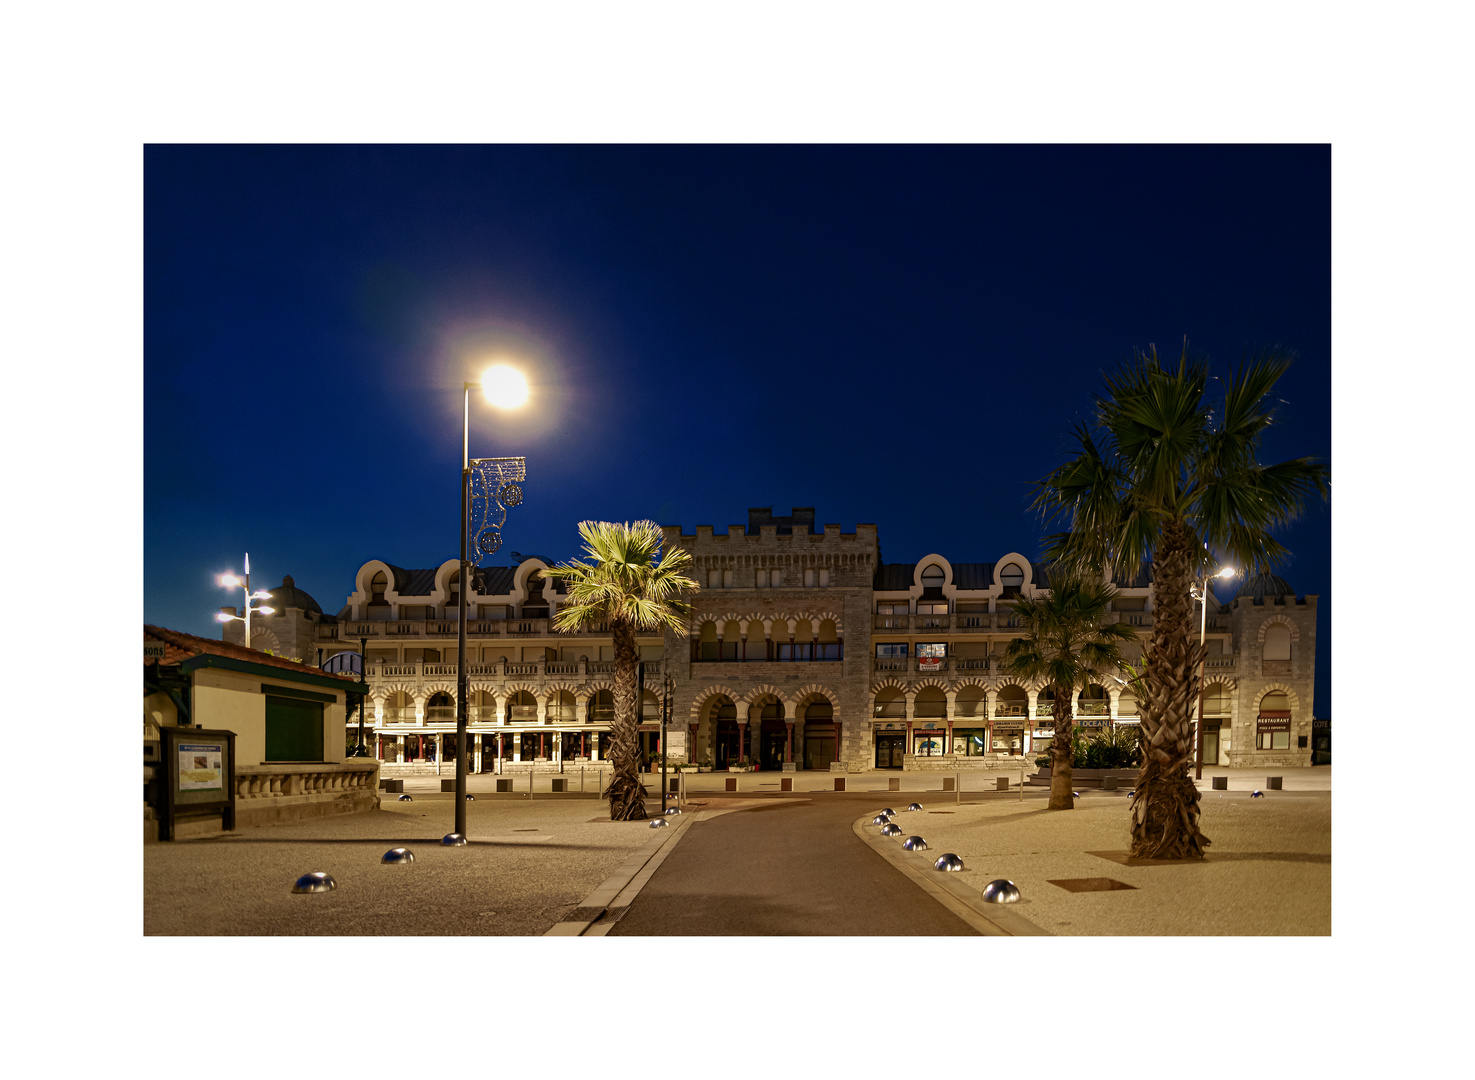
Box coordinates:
[605,618,648,820]
[1130,517,1210,858]
[1048,689,1074,810]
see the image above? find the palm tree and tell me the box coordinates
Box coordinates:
[543,521,698,821]
[1001,568,1137,811]
[1034,343,1329,858]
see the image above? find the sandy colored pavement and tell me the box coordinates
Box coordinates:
[856,781,1330,936]
[144,793,653,936]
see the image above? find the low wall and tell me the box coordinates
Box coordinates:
[903,755,1036,772]
[233,760,380,828]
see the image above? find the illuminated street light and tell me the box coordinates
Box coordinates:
[455,364,528,839]
[216,552,274,650]
[1190,563,1235,781]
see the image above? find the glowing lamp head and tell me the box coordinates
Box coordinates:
[480,364,528,408]
[220,573,242,589]
[1216,567,1236,579]
[257,606,275,616]
[216,612,233,622]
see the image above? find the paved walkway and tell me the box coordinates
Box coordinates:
[144,767,1330,936]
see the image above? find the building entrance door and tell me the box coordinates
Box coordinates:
[715,721,742,769]
[875,733,905,769]
[804,730,835,770]
[1201,728,1220,766]
[760,732,786,770]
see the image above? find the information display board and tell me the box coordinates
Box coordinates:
[159,727,237,841]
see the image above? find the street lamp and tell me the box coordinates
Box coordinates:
[216,553,274,648]
[456,365,528,839]
[1190,565,1236,780]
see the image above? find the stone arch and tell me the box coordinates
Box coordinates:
[740,683,787,708]
[911,676,950,692]
[868,676,909,695]
[1255,613,1302,644]
[249,626,282,655]
[420,680,456,700]
[1254,682,1302,712]
[791,683,841,713]
[689,685,742,722]
[503,680,541,698]
[811,609,844,633]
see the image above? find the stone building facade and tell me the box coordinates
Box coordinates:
[265,506,1320,773]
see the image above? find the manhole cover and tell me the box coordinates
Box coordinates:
[1047,877,1138,893]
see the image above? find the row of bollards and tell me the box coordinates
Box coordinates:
[870,805,1020,904]
[291,834,469,893]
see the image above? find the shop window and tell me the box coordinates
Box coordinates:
[914,734,944,756]
[954,729,987,756]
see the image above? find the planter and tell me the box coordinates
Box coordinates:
[697,767,712,773]
[1034,766,1139,787]
[727,766,752,773]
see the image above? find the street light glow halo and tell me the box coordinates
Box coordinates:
[480,364,528,408]
[1217,567,1236,578]
[257,606,275,616]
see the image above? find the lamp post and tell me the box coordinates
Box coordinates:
[216,553,274,648]
[350,636,369,757]
[662,671,673,815]
[455,366,528,840]
[1191,565,1236,780]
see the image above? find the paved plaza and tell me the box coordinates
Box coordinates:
[144,767,1331,936]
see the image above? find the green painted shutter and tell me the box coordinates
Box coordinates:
[265,695,324,762]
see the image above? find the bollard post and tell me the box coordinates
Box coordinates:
[529,766,534,801]
[1019,768,1023,802]
[957,770,961,804]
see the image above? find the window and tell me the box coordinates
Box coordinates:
[875,642,908,658]
[915,642,946,658]
[804,568,816,587]
[998,563,1025,588]
[954,730,987,756]
[819,568,830,587]
[265,695,325,762]
[771,569,784,587]
[1257,691,1291,749]
[917,601,949,614]
[708,569,720,588]
[921,564,945,587]
[1263,624,1292,661]
[723,569,734,588]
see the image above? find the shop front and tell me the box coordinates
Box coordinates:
[874,723,906,768]
[991,719,1026,756]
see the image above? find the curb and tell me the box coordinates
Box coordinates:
[545,812,699,936]
[852,813,1051,937]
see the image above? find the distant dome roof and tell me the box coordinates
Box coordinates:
[266,575,322,615]
[1236,572,1295,602]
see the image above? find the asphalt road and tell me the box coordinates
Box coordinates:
[610,794,979,936]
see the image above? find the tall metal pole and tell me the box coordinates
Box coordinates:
[456,387,470,837]
[243,552,252,650]
[661,672,671,816]
[1194,577,1209,782]
[353,636,369,756]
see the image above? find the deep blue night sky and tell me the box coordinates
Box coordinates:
[144,145,1331,712]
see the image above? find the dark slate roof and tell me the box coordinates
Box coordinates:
[873,563,916,591]
[952,563,995,589]
[1236,571,1296,602]
[264,575,322,615]
[384,562,565,598]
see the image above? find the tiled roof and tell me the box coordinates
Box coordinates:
[143,625,361,683]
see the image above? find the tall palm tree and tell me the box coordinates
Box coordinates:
[1001,569,1137,811]
[543,521,698,821]
[1034,343,1329,858]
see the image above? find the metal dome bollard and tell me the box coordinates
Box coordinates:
[880,823,903,837]
[292,872,335,894]
[934,853,965,872]
[872,814,891,826]
[442,833,467,846]
[1072,791,1081,798]
[381,848,414,865]
[901,836,929,852]
[881,808,896,816]
[665,807,681,816]
[981,879,1021,904]
[906,802,923,812]
[650,817,669,828]
[398,794,413,801]
[1251,790,1264,798]
[465,794,475,801]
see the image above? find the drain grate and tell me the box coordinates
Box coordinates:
[1047,877,1138,893]
[928,811,955,814]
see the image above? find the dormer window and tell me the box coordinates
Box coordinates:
[921,564,945,588]
[998,563,1025,588]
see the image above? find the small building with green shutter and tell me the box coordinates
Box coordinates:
[145,625,379,834]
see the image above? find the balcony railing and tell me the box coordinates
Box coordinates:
[324,617,619,641]
[873,615,911,630]
[1076,700,1110,716]
[358,658,661,681]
